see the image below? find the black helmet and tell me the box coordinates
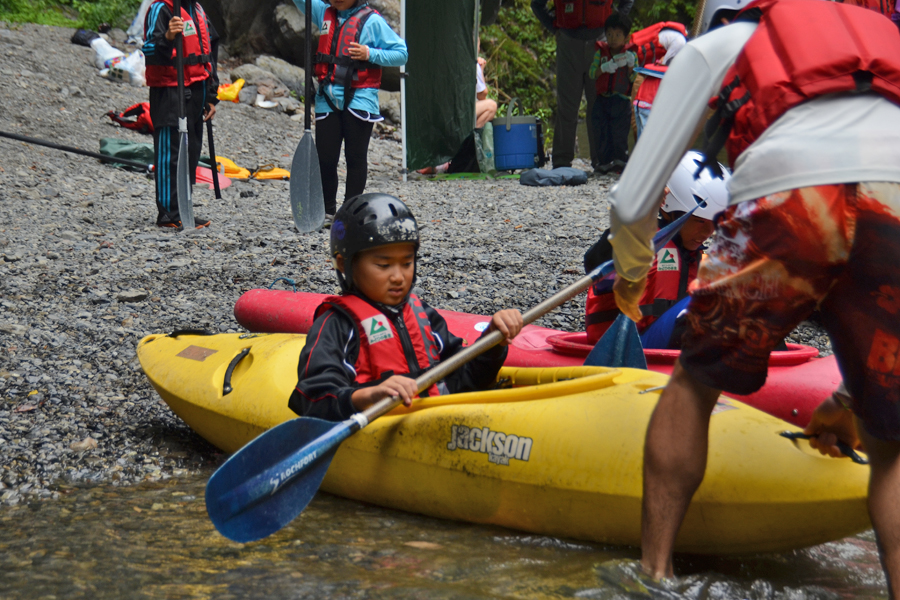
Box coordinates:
[330,193,420,293]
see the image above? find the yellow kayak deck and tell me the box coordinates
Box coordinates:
[138,332,871,554]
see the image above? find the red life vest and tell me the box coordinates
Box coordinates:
[840,0,894,18]
[315,294,445,397]
[594,42,633,97]
[314,5,382,91]
[633,64,667,108]
[553,0,615,29]
[705,0,900,168]
[627,21,688,67]
[585,239,699,344]
[145,0,212,88]
[106,102,154,134]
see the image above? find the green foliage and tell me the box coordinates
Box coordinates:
[480,0,557,130]
[72,0,143,30]
[0,0,142,30]
[629,0,696,33]
[0,0,76,27]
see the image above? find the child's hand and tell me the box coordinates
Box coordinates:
[348,42,370,61]
[165,16,184,41]
[352,375,419,411]
[477,56,487,68]
[600,58,618,74]
[488,309,523,346]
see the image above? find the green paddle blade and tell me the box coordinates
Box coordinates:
[290,131,325,233]
[175,125,193,230]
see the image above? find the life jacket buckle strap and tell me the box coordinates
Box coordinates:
[184,53,211,66]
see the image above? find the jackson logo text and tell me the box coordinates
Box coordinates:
[446,425,533,466]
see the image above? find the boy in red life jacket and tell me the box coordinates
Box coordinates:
[628,21,687,138]
[584,151,730,347]
[288,194,523,421]
[143,0,218,228]
[588,13,637,174]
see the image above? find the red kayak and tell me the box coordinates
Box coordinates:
[234,289,841,427]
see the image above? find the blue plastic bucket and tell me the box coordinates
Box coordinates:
[492,98,538,171]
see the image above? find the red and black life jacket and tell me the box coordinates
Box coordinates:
[701,0,900,171]
[627,21,688,67]
[145,0,212,88]
[594,42,633,97]
[106,102,154,134]
[585,239,699,344]
[315,294,446,397]
[633,64,668,108]
[315,5,382,93]
[840,0,895,19]
[553,0,615,29]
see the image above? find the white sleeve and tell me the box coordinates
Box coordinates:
[476,64,487,94]
[657,30,687,66]
[609,22,756,283]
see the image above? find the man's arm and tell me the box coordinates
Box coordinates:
[531,0,557,33]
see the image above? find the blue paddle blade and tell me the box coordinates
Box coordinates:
[583,313,647,369]
[206,417,349,543]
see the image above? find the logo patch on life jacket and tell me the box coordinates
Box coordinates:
[183,18,197,37]
[657,248,679,272]
[320,20,331,35]
[563,2,575,13]
[361,314,393,344]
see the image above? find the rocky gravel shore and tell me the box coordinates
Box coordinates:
[0,23,832,507]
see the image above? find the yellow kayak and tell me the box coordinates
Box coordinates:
[137,331,871,554]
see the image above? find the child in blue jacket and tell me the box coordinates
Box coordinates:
[292,0,408,223]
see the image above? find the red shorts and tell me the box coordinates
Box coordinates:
[680,183,900,440]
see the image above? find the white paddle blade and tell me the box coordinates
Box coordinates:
[290,132,325,234]
[175,128,193,231]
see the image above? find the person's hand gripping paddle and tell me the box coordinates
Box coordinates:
[173,0,194,231]
[204,212,695,543]
[583,204,703,369]
[290,0,326,233]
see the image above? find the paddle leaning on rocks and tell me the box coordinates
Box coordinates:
[204,210,700,543]
[289,0,326,234]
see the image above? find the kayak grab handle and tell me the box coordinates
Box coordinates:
[168,329,215,338]
[780,431,868,465]
[223,348,251,396]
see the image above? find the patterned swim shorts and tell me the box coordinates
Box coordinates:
[680,182,900,440]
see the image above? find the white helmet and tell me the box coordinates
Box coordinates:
[696,0,751,35]
[662,150,730,221]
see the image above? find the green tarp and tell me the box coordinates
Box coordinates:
[405,0,478,172]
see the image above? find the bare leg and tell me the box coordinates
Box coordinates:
[641,360,721,579]
[475,99,497,129]
[857,421,900,599]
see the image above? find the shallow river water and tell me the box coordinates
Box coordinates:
[0,473,889,599]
